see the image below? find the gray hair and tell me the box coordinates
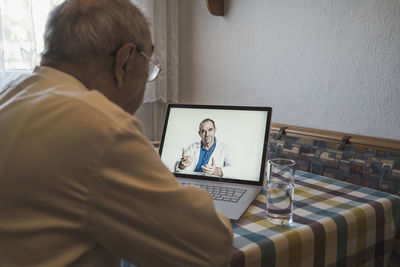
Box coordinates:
[199,119,216,131]
[41,0,150,64]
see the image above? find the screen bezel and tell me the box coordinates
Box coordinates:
[158,104,272,186]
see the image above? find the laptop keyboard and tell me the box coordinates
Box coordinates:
[181,182,247,202]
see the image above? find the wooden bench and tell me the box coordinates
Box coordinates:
[267,124,400,196]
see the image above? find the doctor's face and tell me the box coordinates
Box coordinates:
[198,120,215,146]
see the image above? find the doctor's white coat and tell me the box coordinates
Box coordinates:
[175,140,236,178]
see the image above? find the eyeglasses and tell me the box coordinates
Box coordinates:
[136,47,161,82]
[110,45,162,82]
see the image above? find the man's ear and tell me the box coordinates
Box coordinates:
[114,43,136,88]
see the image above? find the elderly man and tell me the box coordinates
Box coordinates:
[0,0,232,266]
[175,119,234,178]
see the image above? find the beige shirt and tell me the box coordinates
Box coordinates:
[0,67,233,266]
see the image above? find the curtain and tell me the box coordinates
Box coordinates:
[0,0,179,141]
[0,0,179,104]
[0,0,63,87]
[133,0,179,104]
[133,0,179,141]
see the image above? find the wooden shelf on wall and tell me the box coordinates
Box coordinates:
[205,0,225,16]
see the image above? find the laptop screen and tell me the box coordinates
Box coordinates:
[159,105,272,185]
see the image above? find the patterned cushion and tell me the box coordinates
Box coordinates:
[267,133,400,196]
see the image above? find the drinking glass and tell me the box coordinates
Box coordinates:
[266,158,296,225]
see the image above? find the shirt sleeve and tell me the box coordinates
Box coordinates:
[174,143,197,173]
[83,120,233,267]
[219,143,236,178]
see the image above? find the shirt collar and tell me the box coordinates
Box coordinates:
[33,66,88,92]
[201,137,217,152]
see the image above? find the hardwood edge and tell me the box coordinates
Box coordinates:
[270,123,400,151]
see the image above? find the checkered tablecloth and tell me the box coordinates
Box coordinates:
[231,171,400,267]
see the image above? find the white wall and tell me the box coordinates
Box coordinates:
[179,0,400,140]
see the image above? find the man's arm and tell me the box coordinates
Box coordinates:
[84,121,233,266]
[175,147,195,171]
[216,143,236,178]
[201,158,223,177]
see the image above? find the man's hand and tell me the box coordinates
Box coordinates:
[178,148,194,169]
[201,158,223,177]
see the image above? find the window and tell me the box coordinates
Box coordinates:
[0,0,179,141]
[0,0,63,86]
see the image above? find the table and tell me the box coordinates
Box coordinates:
[231,171,400,267]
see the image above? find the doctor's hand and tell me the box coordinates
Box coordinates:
[201,158,223,177]
[178,148,194,169]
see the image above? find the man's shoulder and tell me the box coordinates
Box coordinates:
[215,139,228,148]
[55,91,145,141]
[5,70,144,141]
[63,89,136,127]
[214,140,230,155]
[40,87,139,133]
[30,66,137,129]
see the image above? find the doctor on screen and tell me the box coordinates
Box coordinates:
[175,118,235,177]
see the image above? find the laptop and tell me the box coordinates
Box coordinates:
[159,104,272,221]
